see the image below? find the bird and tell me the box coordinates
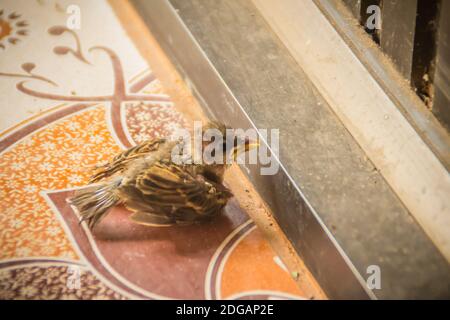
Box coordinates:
[69,121,258,229]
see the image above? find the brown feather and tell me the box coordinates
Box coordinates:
[71,122,243,229]
[120,161,233,225]
[89,138,165,183]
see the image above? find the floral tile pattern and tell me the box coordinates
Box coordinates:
[0,263,126,300]
[0,0,306,299]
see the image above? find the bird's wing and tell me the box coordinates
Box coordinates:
[129,211,175,227]
[121,161,233,225]
[89,138,166,183]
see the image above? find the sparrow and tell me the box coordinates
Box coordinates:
[69,121,258,229]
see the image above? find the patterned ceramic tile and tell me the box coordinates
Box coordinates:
[0,0,306,299]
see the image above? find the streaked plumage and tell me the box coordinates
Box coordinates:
[69,121,256,229]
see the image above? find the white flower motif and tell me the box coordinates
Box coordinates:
[23,185,37,193]
[17,150,30,158]
[42,142,56,150]
[33,172,48,182]
[38,162,54,171]
[136,111,150,121]
[40,245,56,255]
[68,152,83,161]
[11,162,25,171]
[33,203,45,211]
[5,180,18,189]
[31,155,44,162]
[53,149,65,157]
[73,139,84,146]
[24,138,34,146]
[9,218,24,228]
[46,226,60,236]
[67,122,80,131]
[89,135,104,144]
[15,247,31,256]
[68,174,83,184]
[20,286,38,297]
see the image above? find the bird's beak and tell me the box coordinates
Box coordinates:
[233,137,259,160]
[243,137,260,152]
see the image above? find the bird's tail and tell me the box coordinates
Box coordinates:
[69,179,121,229]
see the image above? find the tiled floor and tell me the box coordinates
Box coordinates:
[0,0,324,299]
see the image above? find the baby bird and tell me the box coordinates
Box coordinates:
[69,121,257,229]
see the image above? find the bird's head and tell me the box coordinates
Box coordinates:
[202,121,259,164]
